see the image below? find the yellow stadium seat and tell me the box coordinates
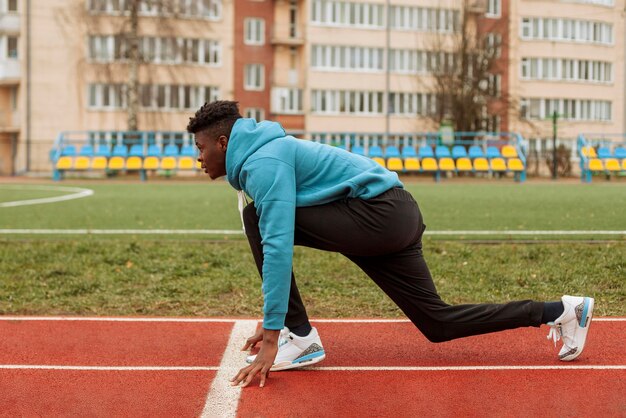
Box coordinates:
[438,158,455,171]
[588,158,604,171]
[55,157,73,170]
[582,146,597,158]
[73,157,90,170]
[507,158,525,172]
[404,158,420,171]
[92,157,107,170]
[386,157,403,171]
[196,160,202,169]
[605,159,620,172]
[372,157,386,168]
[473,158,489,171]
[108,156,125,170]
[143,156,159,170]
[490,158,507,171]
[456,158,473,171]
[126,156,143,170]
[421,158,438,171]
[161,157,177,170]
[179,157,195,170]
[502,145,518,158]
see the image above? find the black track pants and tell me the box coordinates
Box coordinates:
[242,187,543,342]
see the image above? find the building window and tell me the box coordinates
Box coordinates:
[486,0,501,18]
[244,18,265,45]
[244,64,265,90]
[388,5,459,32]
[311,45,383,72]
[88,0,222,20]
[520,97,611,121]
[311,0,385,29]
[520,57,612,83]
[311,90,384,115]
[485,33,502,58]
[88,83,219,110]
[520,17,613,45]
[244,108,265,121]
[7,36,18,58]
[8,0,18,12]
[271,87,302,114]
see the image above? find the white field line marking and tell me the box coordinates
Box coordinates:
[201,320,257,418]
[0,229,625,236]
[0,316,623,323]
[0,186,94,208]
[0,364,623,372]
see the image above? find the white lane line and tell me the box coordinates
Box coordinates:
[201,320,257,418]
[310,365,626,371]
[0,365,219,371]
[0,316,623,322]
[0,186,94,208]
[0,229,625,235]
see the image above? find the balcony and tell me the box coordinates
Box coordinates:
[0,110,20,133]
[0,59,19,81]
[271,25,304,46]
[0,13,20,33]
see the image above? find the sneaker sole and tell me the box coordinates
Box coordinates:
[270,352,326,371]
[560,297,594,362]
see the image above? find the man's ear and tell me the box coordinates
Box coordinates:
[217,135,228,151]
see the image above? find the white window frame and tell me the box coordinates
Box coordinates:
[486,0,501,18]
[244,107,265,121]
[244,18,265,46]
[244,64,265,91]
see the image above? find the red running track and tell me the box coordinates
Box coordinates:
[0,317,624,417]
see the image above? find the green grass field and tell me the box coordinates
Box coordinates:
[0,180,624,317]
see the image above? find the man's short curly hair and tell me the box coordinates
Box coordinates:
[187,100,242,138]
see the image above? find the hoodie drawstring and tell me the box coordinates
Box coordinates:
[237,190,249,233]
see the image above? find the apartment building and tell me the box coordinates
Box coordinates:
[0,0,624,174]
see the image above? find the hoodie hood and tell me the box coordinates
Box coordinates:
[226,118,286,190]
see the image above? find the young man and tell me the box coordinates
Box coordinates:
[188,101,594,388]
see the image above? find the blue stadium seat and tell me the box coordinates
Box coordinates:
[61,145,77,157]
[351,146,365,156]
[112,145,128,157]
[614,147,626,159]
[368,146,384,158]
[451,145,467,159]
[79,145,94,157]
[385,146,401,158]
[164,144,179,156]
[486,146,501,159]
[435,146,451,158]
[129,144,144,157]
[401,146,417,158]
[95,145,111,157]
[419,145,434,158]
[147,145,162,157]
[597,147,611,159]
[180,145,196,157]
[469,145,484,159]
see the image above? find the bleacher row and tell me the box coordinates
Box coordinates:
[577,134,626,182]
[580,146,626,172]
[348,144,525,174]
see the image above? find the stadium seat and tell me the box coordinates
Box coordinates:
[451,145,467,159]
[486,146,501,159]
[112,145,128,157]
[385,146,401,159]
[502,145,518,158]
[164,144,179,157]
[623,159,626,170]
[401,146,417,158]
[421,157,438,171]
[95,145,111,157]
[55,157,73,170]
[129,144,144,157]
[597,147,611,159]
[61,145,77,157]
[473,158,489,171]
[581,146,597,158]
[588,159,603,171]
[419,146,434,158]
[92,157,107,170]
[456,157,473,171]
[143,157,160,170]
[438,157,455,171]
[386,158,403,171]
[126,156,143,170]
[180,145,196,157]
[468,145,484,159]
[605,159,620,172]
[490,158,507,171]
[108,156,125,170]
[435,146,451,158]
[147,145,162,157]
[372,157,386,167]
[351,146,365,156]
[614,147,626,159]
[179,157,195,170]
[161,157,177,170]
[404,158,420,171]
[507,158,525,172]
[369,146,384,158]
[79,145,94,157]
[196,160,202,169]
[74,157,90,170]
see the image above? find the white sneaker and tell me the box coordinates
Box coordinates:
[546,295,594,361]
[246,327,326,371]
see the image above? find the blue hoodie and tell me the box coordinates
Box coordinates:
[226,118,403,330]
